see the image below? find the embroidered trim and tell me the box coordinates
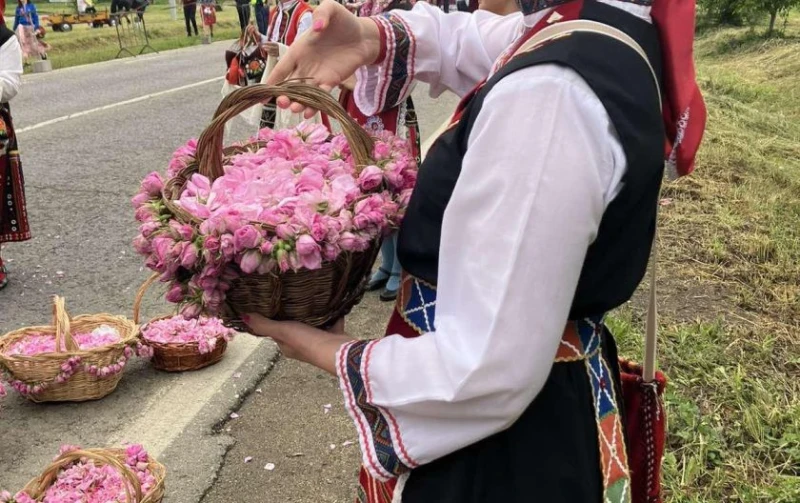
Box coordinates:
[396,273,437,335]
[578,319,632,503]
[381,13,414,110]
[337,340,413,481]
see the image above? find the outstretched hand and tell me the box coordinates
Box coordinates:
[266,0,382,118]
[241,313,353,375]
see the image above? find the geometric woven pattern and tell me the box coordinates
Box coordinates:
[558,317,632,503]
[350,274,632,503]
[340,340,412,481]
[396,273,437,335]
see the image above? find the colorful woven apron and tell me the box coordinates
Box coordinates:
[357,273,632,503]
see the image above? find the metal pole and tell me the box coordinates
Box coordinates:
[169,0,177,20]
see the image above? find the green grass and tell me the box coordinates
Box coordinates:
[8,0,243,70]
[611,14,800,503]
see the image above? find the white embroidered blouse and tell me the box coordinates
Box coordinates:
[337,1,652,481]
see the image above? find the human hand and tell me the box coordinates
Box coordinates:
[264,42,280,58]
[241,313,353,374]
[266,0,381,118]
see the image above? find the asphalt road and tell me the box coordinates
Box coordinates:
[0,41,457,502]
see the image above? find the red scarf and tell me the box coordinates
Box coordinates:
[652,0,706,178]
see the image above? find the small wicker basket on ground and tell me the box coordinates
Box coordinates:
[161,83,381,330]
[0,297,138,403]
[21,447,166,503]
[134,274,228,372]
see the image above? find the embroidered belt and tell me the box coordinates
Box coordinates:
[390,273,632,503]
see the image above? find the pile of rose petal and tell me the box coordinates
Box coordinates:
[131,121,417,318]
[2,444,157,503]
[141,315,235,354]
[3,326,120,357]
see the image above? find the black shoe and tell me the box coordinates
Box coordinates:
[379,287,398,302]
[367,268,391,291]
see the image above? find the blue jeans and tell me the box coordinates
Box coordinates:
[372,233,401,291]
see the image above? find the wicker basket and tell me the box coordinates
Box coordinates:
[161,82,381,330]
[0,297,138,403]
[133,274,229,372]
[21,448,166,503]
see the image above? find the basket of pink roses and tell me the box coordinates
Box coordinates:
[133,273,235,372]
[1,444,166,503]
[131,83,417,329]
[0,297,143,403]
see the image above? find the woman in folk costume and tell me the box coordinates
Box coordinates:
[0,22,26,289]
[13,0,46,64]
[258,0,314,129]
[266,0,313,44]
[340,0,420,301]
[244,0,706,501]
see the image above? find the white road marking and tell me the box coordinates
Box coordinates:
[106,335,272,458]
[16,76,224,134]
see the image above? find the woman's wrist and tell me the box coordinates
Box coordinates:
[358,17,383,65]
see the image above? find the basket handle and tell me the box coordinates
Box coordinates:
[195,82,375,181]
[133,273,162,325]
[26,449,143,502]
[52,296,79,353]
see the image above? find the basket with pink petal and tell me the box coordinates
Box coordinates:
[131,82,417,330]
[133,273,234,372]
[7,445,166,503]
[0,297,141,403]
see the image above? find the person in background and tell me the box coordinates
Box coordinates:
[0,20,26,289]
[477,0,516,15]
[259,0,313,129]
[254,0,269,34]
[200,0,217,43]
[183,0,199,37]
[265,0,312,44]
[342,0,420,301]
[13,0,45,64]
[435,0,448,12]
[236,0,252,31]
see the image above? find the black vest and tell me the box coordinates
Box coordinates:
[396,0,664,319]
[0,24,14,48]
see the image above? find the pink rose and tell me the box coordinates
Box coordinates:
[165,284,186,303]
[202,289,225,310]
[181,303,202,319]
[239,249,262,274]
[338,232,357,252]
[141,172,164,197]
[358,165,384,191]
[151,237,175,269]
[133,235,152,255]
[169,221,195,241]
[180,243,200,268]
[275,223,296,240]
[134,204,157,223]
[139,221,162,238]
[259,240,274,255]
[322,243,340,261]
[373,141,391,160]
[220,234,236,261]
[197,274,219,292]
[203,236,221,254]
[131,191,151,209]
[233,225,261,253]
[295,234,322,270]
[275,249,290,273]
[179,199,211,219]
[296,168,325,193]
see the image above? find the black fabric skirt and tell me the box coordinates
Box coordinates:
[401,327,626,503]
